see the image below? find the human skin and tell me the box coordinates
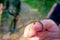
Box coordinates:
[0,3,3,26]
[0,3,3,14]
[23,19,59,40]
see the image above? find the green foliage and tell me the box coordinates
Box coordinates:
[22,0,60,17]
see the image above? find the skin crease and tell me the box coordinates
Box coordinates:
[23,19,59,40]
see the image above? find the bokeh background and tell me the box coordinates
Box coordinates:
[0,0,60,40]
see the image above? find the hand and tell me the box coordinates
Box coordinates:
[23,19,59,40]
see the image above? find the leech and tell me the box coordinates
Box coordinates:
[33,20,38,24]
[33,20,44,32]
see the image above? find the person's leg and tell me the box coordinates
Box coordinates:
[9,17,18,34]
[0,3,3,36]
[48,3,60,26]
[8,0,21,34]
[9,20,14,33]
[13,18,17,32]
[0,3,3,28]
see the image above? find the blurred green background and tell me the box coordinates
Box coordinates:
[21,0,60,17]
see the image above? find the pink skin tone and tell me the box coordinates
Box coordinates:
[23,19,60,40]
[0,3,3,27]
[0,3,3,14]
